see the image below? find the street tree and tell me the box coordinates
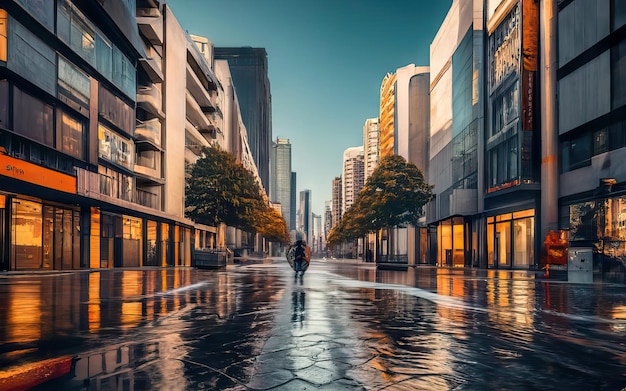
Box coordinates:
[327,154,433,246]
[185,145,289,244]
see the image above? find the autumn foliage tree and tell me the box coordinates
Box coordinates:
[185,145,290,244]
[327,155,433,246]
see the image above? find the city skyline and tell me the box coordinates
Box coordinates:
[168,0,453,215]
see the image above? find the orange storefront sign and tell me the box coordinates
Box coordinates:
[0,154,76,193]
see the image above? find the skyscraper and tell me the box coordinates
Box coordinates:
[299,190,312,244]
[270,138,292,230]
[290,172,297,231]
[331,176,342,229]
[342,146,365,214]
[214,47,272,193]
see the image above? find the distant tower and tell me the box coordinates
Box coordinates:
[290,172,297,231]
[363,117,380,182]
[342,146,364,214]
[324,201,332,241]
[331,176,342,228]
[299,190,312,244]
[270,138,292,229]
[214,47,272,194]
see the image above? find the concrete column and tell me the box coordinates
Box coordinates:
[540,0,559,244]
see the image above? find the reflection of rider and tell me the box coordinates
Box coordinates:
[291,290,306,324]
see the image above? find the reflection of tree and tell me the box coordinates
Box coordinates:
[569,202,597,241]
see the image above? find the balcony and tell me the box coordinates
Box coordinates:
[185,91,211,131]
[137,85,164,119]
[135,118,161,148]
[136,188,159,209]
[186,64,215,112]
[137,8,163,45]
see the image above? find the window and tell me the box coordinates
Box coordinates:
[509,137,518,180]
[13,87,54,147]
[614,0,626,31]
[58,56,90,114]
[57,0,96,66]
[612,38,626,109]
[562,132,592,171]
[593,129,608,154]
[112,46,136,99]
[58,111,83,159]
[609,119,626,151]
[14,0,54,31]
[98,123,134,169]
[492,81,519,136]
[98,87,134,135]
[0,80,8,128]
[96,34,112,80]
[0,9,6,62]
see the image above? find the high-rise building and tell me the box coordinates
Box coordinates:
[324,201,332,243]
[342,146,364,214]
[427,0,484,268]
[299,190,312,244]
[270,138,292,230]
[290,171,297,231]
[363,118,380,182]
[331,177,342,229]
[379,74,397,159]
[214,47,272,194]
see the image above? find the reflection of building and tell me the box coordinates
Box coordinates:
[270,138,293,230]
[557,0,626,282]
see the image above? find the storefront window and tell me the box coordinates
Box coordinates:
[146,220,157,266]
[122,216,142,267]
[439,220,452,266]
[12,199,43,270]
[453,217,465,267]
[488,209,535,268]
[161,223,169,267]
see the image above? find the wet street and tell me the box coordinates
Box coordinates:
[1,260,625,390]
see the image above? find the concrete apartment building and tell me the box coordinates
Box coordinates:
[0,0,259,271]
[363,117,380,182]
[341,146,364,214]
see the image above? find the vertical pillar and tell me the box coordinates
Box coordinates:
[540,0,559,247]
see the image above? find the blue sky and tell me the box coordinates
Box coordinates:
[169,0,453,216]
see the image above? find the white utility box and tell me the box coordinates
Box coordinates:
[567,248,593,283]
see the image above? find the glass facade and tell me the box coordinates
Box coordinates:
[11,198,79,270]
[487,209,534,269]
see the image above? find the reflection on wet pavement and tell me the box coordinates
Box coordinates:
[0,261,625,390]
